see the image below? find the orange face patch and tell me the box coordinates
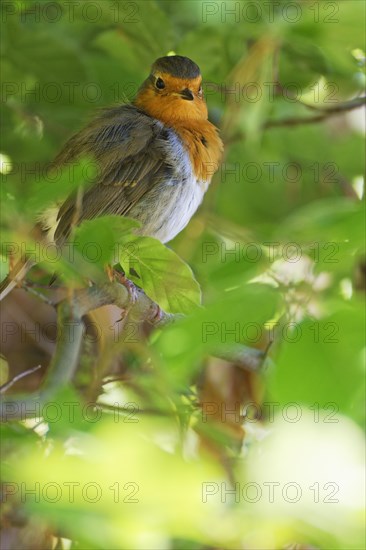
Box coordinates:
[154,73,203,96]
[135,73,207,123]
[134,71,223,183]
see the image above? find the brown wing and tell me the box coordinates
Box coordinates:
[53,104,173,245]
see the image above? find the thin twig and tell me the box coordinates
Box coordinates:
[23,282,55,306]
[213,344,268,372]
[0,278,272,420]
[99,402,178,417]
[226,96,366,143]
[264,96,366,129]
[306,96,366,113]
[0,365,42,394]
[0,280,172,420]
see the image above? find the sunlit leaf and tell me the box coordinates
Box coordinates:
[119,235,201,314]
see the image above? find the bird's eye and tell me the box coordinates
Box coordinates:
[155,77,165,90]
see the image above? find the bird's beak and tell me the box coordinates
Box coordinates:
[180,88,194,101]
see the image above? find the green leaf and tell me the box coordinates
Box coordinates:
[267,301,365,424]
[0,354,9,386]
[70,215,140,279]
[276,198,364,245]
[274,198,365,275]
[29,156,98,213]
[25,215,140,286]
[118,235,201,314]
[155,283,279,385]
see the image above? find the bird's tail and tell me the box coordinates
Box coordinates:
[0,258,34,301]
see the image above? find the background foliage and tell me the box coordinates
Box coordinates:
[0,1,365,549]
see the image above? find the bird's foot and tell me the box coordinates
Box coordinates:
[107,266,138,313]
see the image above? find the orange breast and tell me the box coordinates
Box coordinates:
[134,91,223,184]
[175,121,223,183]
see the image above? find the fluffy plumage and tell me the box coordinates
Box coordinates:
[0,55,223,301]
[51,105,210,245]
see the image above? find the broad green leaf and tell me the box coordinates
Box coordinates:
[10,418,221,549]
[71,215,140,274]
[155,283,279,385]
[1,156,97,225]
[274,198,365,275]
[276,198,364,245]
[267,301,365,424]
[0,354,9,386]
[118,235,201,314]
[29,156,98,213]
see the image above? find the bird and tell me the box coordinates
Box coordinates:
[0,55,223,301]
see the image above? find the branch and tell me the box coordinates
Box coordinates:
[0,280,269,421]
[264,96,366,129]
[0,281,165,421]
[301,95,366,113]
[213,343,269,372]
[0,365,42,394]
[225,96,366,144]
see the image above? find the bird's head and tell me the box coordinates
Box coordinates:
[134,55,208,124]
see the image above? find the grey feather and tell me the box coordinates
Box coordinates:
[51,104,201,245]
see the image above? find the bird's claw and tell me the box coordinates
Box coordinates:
[110,268,138,307]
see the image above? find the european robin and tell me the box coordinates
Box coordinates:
[0,55,223,300]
